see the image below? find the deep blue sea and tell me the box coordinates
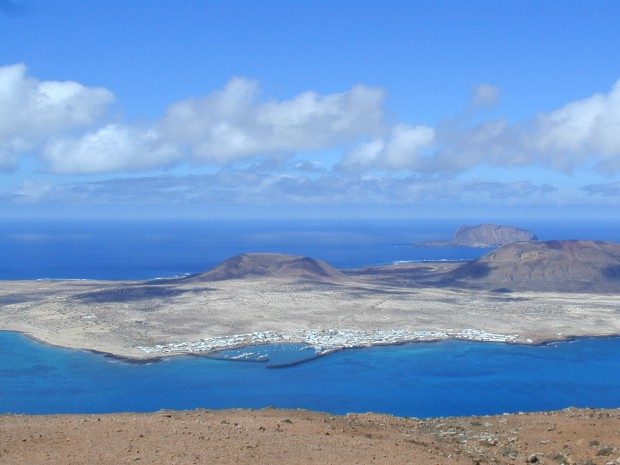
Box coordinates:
[1,218,619,416]
[1,217,619,279]
[1,331,619,417]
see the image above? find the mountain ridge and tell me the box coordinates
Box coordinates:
[185,252,346,282]
[180,240,620,292]
[446,239,620,292]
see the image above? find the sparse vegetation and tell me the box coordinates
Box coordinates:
[501,445,518,458]
[596,445,614,456]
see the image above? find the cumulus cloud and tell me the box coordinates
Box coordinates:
[426,119,525,172]
[440,79,620,174]
[42,124,181,174]
[2,64,620,180]
[532,81,620,171]
[344,79,620,174]
[160,77,385,163]
[34,77,385,174]
[341,124,435,170]
[0,63,113,168]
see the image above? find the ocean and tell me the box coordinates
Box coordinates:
[1,331,619,417]
[1,218,619,416]
[1,218,619,280]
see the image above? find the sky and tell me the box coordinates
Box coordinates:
[1,0,620,219]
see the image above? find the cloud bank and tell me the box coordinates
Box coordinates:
[341,124,435,170]
[43,124,181,174]
[6,169,558,208]
[342,80,620,175]
[161,77,385,163]
[533,81,620,171]
[2,63,620,176]
[0,63,113,169]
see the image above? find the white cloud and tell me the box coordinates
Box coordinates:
[0,63,113,168]
[435,80,620,174]
[161,77,385,163]
[471,84,500,107]
[342,124,435,170]
[533,80,620,171]
[342,138,385,167]
[43,124,181,174]
[355,79,620,174]
[381,125,436,169]
[3,64,620,178]
[0,68,385,173]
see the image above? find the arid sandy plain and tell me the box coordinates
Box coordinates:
[0,268,618,359]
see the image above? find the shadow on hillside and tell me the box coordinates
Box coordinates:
[449,262,492,279]
[603,265,620,280]
[73,286,213,304]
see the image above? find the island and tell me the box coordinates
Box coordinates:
[2,240,620,465]
[0,240,618,360]
[419,223,537,248]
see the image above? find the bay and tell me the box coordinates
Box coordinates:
[1,331,619,417]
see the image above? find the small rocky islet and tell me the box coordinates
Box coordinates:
[419,223,537,248]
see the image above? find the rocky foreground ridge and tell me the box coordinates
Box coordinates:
[1,408,618,465]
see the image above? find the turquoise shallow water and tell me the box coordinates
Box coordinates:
[1,331,619,417]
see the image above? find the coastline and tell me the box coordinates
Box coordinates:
[1,273,619,363]
[3,327,620,365]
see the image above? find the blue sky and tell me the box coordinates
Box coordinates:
[1,0,620,218]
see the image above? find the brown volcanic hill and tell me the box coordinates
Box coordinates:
[420,223,537,248]
[188,253,346,282]
[452,224,537,247]
[448,240,620,292]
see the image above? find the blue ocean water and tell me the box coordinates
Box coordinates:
[1,331,619,417]
[1,219,619,416]
[1,218,619,280]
